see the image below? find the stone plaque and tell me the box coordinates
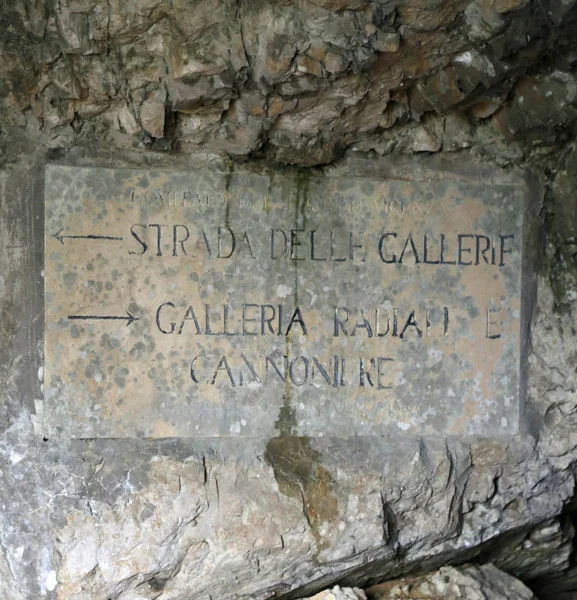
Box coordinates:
[43,163,524,438]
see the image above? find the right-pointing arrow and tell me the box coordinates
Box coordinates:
[68,311,139,327]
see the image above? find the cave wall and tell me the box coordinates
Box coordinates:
[1,1,577,599]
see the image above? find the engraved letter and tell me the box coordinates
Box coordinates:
[333,307,350,336]
[261,304,277,334]
[398,235,421,264]
[350,232,364,261]
[289,356,309,386]
[376,308,390,336]
[359,358,375,387]
[129,224,148,255]
[475,235,491,265]
[266,355,288,382]
[499,234,514,267]
[210,356,236,386]
[486,307,502,339]
[378,233,397,263]
[194,230,213,258]
[149,224,167,257]
[242,304,259,335]
[423,234,440,264]
[330,230,347,262]
[179,305,202,335]
[377,357,394,390]
[399,311,423,339]
[190,356,199,383]
[312,357,332,385]
[156,302,176,334]
[440,234,456,265]
[173,225,190,257]
[223,304,239,336]
[290,229,305,260]
[218,227,236,258]
[239,232,255,258]
[311,230,327,261]
[271,229,287,259]
[285,307,308,335]
[458,234,474,266]
[351,309,373,338]
[239,353,261,385]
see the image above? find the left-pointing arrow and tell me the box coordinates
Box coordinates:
[53,228,123,244]
[68,311,139,326]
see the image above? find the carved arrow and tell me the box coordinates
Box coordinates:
[53,228,123,244]
[68,311,139,326]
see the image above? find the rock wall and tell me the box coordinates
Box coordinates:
[2,0,577,166]
[1,1,577,599]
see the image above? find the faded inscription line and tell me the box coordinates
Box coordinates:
[68,311,139,326]
[53,228,123,244]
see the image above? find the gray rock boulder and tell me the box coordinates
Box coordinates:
[365,565,536,599]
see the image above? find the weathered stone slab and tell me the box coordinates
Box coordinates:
[43,163,524,438]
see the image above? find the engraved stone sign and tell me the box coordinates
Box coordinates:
[43,163,524,438]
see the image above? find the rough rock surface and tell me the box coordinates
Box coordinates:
[305,585,367,600]
[1,1,577,600]
[365,564,537,599]
[1,0,577,166]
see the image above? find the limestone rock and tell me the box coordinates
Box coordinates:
[0,0,575,164]
[548,0,577,24]
[115,105,141,136]
[470,101,501,119]
[366,565,536,599]
[306,586,367,600]
[250,6,302,88]
[140,88,166,138]
[167,75,234,113]
[464,0,507,41]
[492,0,530,13]
[372,32,400,53]
[493,72,577,140]
[409,124,442,152]
[306,0,367,10]
[323,50,350,74]
[397,0,463,32]
[41,86,75,129]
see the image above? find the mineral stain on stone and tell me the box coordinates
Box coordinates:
[265,435,340,552]
[63,272,77,288]
[266,348,339,552]
[224,162,234,229]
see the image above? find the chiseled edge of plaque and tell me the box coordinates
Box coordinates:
[40,157,530,440]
